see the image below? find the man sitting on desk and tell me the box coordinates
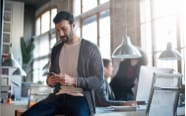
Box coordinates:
[21,11,104,116]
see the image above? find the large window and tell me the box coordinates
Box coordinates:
[140,0,186,81]
[74,0,111,59]
[33,8,57,84]
[82,15,98,44]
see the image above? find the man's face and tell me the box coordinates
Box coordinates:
[55,20,74,43]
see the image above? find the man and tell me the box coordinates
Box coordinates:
[102,58,115,100]
[22,11,104,116]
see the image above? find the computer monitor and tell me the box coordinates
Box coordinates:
[136,66,174,102]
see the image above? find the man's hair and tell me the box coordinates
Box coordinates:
[53,11,74,24]
[103,59,110,68]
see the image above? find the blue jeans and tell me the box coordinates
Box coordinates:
[21,94,90,116]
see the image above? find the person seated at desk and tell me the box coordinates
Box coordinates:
[110,49,147,101]
[95,58,137,107]
[102,59,115,100]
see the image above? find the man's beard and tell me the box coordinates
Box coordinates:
[60,30,73,43]
[60,35,69,43]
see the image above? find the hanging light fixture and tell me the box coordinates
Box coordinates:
[112,31,142,59]
[159,42,182,60]
[112,0,141,59]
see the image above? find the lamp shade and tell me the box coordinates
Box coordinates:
[159,42,182,60]
[2,53,27,76]
[112,35,142,59]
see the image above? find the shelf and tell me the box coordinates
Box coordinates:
[1,1,24,101]
[3,22,11,33]
[4,12,12,22]
[5,10,11,14]
[3,42,11,45]
[1,1,12,60]
[4,20,11,24]
[2,45,10,54]
[3,31,11,34]
[5,2,12,12]
[3,33,11,43]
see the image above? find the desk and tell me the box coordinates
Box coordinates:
[0,104,184,116]
[95,107,146,116]
[13,107,146,116]
[0,104,26,116]
[96,111,145,116]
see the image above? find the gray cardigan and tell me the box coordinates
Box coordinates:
[47,39,104,116]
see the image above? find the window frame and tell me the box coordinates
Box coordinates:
[33,8,57,84]
[74,0,111,58]
[140,0,185,82]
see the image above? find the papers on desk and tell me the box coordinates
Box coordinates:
[106,105,147,111]
[107,106,137,111]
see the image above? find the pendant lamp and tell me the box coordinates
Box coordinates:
[112,0,141,59]
[159,42,182,60]
[112,33,141,59]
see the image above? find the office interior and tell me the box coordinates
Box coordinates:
[0,0,185,116]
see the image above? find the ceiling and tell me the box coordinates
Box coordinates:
[11,0,50,8]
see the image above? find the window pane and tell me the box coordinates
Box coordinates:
[34,34,50,58]
[73,0,81,16]
[35,18,40,36]
[33,58,48,84]
[153,0,179,19]
[82,0,97,13]
[100,0,109,4]
[140,23,152,66]
[180,0,186,82]
[153,17,177,51]
[99,10,111,59]
[76,26,81,38]
[34,39,40,58]
[140,0,151,24]
[50,37,56,49]
[153,17,177,70]
[41,11,50,33]
[141,0,185,74]
[39,38,50,56]
[75,21,81,37]
[82,15,97,44]
[33,60,40,83]
[51,8,57,29]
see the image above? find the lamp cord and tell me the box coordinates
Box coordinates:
[125,0,128,34]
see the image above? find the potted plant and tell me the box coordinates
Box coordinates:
[20,37,35,96]
[20,37,35,81]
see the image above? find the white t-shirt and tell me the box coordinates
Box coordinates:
[57,39,84,96]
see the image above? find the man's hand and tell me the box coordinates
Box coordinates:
[47,72,76,86]
[121,101,137,106]
[58,74,76,86]
[47,72,60,86]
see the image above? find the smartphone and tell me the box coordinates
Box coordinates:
[137,101,146,105]
[49,72,57,76]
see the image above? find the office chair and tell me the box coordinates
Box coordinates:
[146,72,182,116]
